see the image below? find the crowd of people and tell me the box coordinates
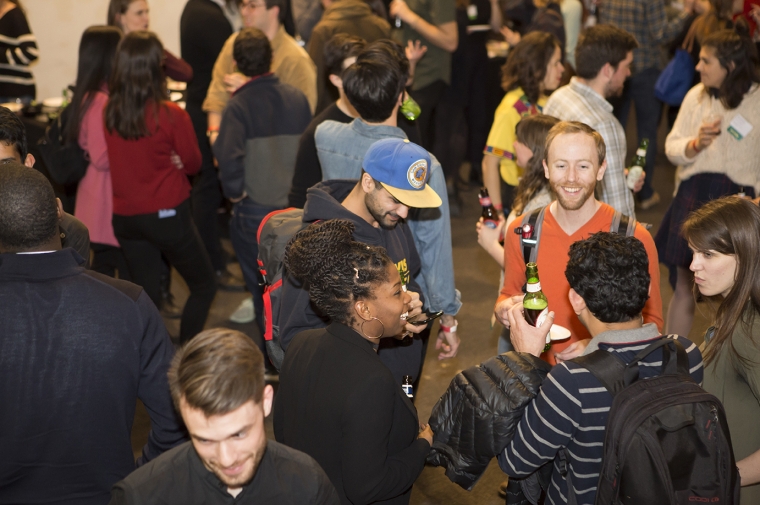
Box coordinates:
[1,0,760,503]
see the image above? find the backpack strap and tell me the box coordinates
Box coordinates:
[609,211,636,237]
[518,206,547,264]
[573,337,691,396]
[571,349,627,395]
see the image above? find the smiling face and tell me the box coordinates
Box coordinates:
[544,132,605,212]
[365,182,410,230]
[689,247,738,298]
[363,263,411,337]
[181,391,273,497]
[541,45,564,93]
[696,46,729,89]
[118,0,149,34]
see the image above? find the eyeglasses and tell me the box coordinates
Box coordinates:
[240,0,266,10]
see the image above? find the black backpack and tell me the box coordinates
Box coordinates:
[256,208,311,370]
[37,104,89,186]
[565,338,740,505]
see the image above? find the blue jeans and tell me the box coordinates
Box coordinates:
[611,67,662,200]
[230,199,280,340]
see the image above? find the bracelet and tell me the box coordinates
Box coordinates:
[493,203,503,211]
[690,138,702,153]
[206,127,219,138]
[440,321,458,333]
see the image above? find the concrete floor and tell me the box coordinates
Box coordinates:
[130,109,714,503]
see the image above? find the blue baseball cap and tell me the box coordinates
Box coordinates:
[362,138,442,209]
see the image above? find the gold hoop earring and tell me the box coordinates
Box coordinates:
[360,317,385,340]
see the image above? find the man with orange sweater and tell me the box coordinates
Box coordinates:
[494,121,662,365]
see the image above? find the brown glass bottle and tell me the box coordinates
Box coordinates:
[479,187,500,229]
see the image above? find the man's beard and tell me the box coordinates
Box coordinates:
[204,442,267,490]
[366,193,402,230]
[550,179,596,211]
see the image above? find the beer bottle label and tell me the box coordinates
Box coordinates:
[535,309,548,328]
[479,196,492,207]
[636,148,646,157]
[526,282,542,293]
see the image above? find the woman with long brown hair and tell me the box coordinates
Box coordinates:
[482,31,563,214]
[681,196,760,503]
[104,31,216,343]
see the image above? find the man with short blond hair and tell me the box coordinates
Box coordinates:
[494,121,663,365]
[109,328,339,504]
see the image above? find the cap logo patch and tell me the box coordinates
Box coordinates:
[407,159,427,189]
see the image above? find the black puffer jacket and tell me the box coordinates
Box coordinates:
[426,352,552,490]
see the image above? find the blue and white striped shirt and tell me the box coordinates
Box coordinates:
[499,330,704,505]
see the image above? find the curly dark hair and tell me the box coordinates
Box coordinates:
[565,232,650,323]
[233,28,272,77]
[284,219,392,325]
[512,114,559,216]
[701,27,760,110]
[0,162,59,252]
[501,31,560,104]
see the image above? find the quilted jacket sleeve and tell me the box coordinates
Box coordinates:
[426,352,552,490]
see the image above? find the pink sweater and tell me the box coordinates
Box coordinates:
[74,91,120,247]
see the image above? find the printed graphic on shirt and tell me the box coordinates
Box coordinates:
[395,258,410,287]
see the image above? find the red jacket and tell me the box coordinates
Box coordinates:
[105,101,201,216]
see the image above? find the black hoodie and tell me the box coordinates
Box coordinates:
[278,180,425,384]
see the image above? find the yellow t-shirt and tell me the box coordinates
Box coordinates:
[484,87,546,186]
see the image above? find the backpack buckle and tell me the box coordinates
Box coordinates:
[514,223,534,239]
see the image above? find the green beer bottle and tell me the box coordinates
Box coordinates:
[524,262,550,351]
[400,95,421,121]
[626,138,648,190]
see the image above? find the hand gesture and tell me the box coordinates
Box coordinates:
[695,116,721,150]
[494,294,524,328]
[390,0,414,23]
[405,40,428,64]
[554,338,590,363]
[506,302,554,357]
[500,26,521,46]
[223,72,248,94]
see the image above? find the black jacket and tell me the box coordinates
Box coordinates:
[278,180,425,384]
[426,352,552,490]
[273,323,430,505]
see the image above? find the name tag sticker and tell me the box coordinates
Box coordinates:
[467,4,477,19]
[158,209,177,219]
[727,114,753,140]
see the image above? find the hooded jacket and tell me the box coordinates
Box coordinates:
[278,180,426,384]
[426,352,552,490]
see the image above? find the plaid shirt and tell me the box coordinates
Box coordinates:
[600,0,690,73]
[545,78,636,218]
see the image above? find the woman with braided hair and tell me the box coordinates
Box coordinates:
[273,219,434,505]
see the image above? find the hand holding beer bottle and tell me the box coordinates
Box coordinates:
[523,263,553,352]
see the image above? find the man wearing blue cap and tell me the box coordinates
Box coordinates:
[278,137,441,387]
[313,40,462,363]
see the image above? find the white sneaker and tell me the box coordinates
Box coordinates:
[229,296,255,324]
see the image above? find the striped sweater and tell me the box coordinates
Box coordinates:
[498,325,704,505]
[0,6,37,99]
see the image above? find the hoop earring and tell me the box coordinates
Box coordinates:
[360,317,385,340]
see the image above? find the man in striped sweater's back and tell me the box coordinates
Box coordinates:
[500,232,703,505]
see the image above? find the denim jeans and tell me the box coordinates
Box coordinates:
[112,200,217,343]
[610,67,662,200]
[230,199,280,341]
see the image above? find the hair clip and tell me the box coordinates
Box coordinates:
[354,267,359,279]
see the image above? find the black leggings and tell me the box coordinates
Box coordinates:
[113,199,217,343]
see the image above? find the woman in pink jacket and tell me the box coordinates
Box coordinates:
[70,26,125,277]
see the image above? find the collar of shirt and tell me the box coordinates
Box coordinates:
[568,77,614,114]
